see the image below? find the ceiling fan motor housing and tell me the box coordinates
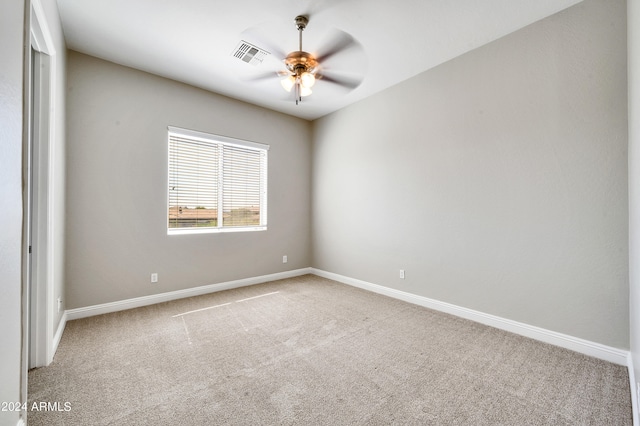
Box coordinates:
[285,51,318,76]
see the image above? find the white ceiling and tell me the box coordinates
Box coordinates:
[56,0,582,121]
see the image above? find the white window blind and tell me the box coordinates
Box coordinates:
[168,127,268,234]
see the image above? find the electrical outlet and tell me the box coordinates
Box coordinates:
[399,269,405,279]
[57,297,62,313]
[283,255,288,264]
[151,273,158,283]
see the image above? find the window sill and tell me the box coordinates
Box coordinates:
[167,226,267,235]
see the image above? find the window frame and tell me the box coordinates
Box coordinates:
[167,126,269,235]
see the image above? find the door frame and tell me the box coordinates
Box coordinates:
[23,0,57,373]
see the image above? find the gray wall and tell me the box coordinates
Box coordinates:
[312,0,628,348]
[629,0,640,409]
[65,52,312,309]
[1,1,25,425]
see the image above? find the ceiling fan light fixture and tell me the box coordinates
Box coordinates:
[300,71,316,88]
[281,75,296,92]
[300,86,312,97]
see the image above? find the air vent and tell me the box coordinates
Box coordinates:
[232,41,270,66]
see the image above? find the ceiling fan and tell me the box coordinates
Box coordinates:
[249,15,365,105]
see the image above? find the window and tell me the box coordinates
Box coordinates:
[168,126,268,234]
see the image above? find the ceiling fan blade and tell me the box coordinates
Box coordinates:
[318,72,363,90]
[299,0,346,19]
[245,69,288,81]
[315,30,359,63]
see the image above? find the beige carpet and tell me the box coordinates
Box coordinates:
[28,275,631,425]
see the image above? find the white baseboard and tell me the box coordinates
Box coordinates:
[630,353,639,426]
[52,311,67,360]
[17,418,25,426]
[310,268,629,366]
[66,268,312,321]
[61,267,632,376]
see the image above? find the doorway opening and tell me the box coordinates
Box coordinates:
[23,0,57,382]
